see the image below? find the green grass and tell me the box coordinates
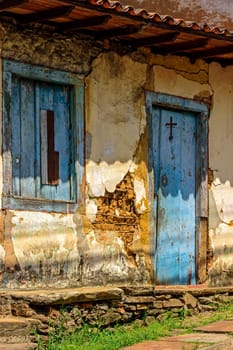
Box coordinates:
[38,301,233,350]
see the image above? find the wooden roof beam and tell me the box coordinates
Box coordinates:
[94,25,143,39]
[187,44,233,59]
[129,32,179,47]
[152,38,209,55]
[205,57,233,67]
[0,0,28,11]
[61,15,111,32]
[16,5,74,24]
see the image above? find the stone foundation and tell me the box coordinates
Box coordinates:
[1,285,233,343]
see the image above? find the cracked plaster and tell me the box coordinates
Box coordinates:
[0,20,232,287]
[9,211,80,288]
[0,22,102,76]
[151,65,212,99]
[86,52,147,196]
[208,62,233,285]
[0,244,5,273]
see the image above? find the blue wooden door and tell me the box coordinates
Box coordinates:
[152,107,197,285]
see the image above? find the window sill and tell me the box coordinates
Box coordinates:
[2,195,78,213]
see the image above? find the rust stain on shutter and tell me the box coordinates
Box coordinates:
[47,111,59,185]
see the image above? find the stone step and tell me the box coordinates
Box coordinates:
[0,286,123,305]
[0,317,38,344]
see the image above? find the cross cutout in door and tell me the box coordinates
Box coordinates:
[165,116,177,141]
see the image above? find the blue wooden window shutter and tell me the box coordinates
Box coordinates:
[2,60,84,213]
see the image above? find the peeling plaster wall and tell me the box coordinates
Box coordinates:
[0,36,213,287]
[150,62,211,98]
[0,22,102,76]
[6,211,80,288]
[208,63,233,286]
[0,20,231,288]
[86,52,147,194]
[0,21,105,288]
[85,51,212,288]
[0,23,153,288]
[85,52,150,286]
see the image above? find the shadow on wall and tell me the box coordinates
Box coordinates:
[1,216,151,288]
[4,118,206,288]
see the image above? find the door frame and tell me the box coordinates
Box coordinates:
[146,92,209,284]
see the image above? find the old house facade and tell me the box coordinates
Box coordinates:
[0,0,232,289]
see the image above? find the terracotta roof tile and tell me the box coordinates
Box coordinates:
[87,0,233,38]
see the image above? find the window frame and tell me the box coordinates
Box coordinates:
[2,60,84,213]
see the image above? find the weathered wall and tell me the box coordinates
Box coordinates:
[120,0,233,30]
[84,52,150,287]
[0,19,232,288]
[0,22,152,288]
[0,17,213,288]
[208,63,233,286]
[0,22,102,76]
[0,21,103,288]
[84,49,212,288]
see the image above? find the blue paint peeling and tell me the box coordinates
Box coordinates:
[2,60,84,213]
[146,92,209,285]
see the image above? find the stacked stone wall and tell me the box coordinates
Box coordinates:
[1,286,233,343]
